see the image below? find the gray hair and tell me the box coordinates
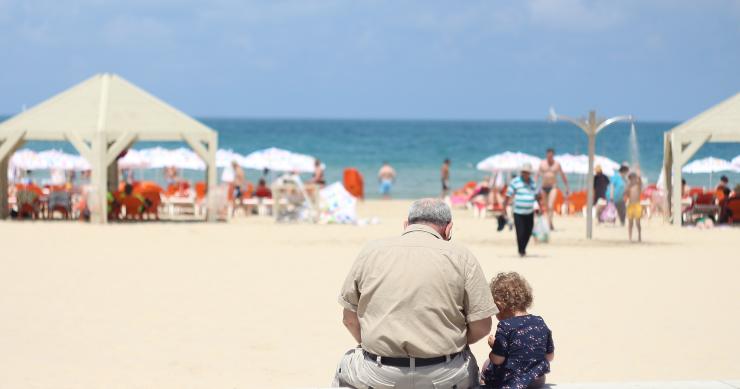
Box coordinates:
[408,198,452,227]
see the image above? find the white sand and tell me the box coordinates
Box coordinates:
[0,200,738,388]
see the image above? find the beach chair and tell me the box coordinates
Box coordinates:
[567,191,587,215]
[48,190,72,219]
[137,190,161,220]
[272,174,317,223]
[15,189,41,219]
[257,197,274,216]
[119,195,144,220]
[193,181,207,217]
[721,197,740,224]
[162,181,197,218]
[685,192,719,223]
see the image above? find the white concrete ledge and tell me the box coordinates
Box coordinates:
[294,380,740,389]
[539,380,740,389]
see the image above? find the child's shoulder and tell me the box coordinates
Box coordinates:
[498,314,548,328]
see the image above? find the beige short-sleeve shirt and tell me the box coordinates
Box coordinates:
[338,224,497,358]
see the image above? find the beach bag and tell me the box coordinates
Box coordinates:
[601,202,617,223]
[533,215,550,243]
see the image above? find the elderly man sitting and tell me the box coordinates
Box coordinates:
[332,198,497,389]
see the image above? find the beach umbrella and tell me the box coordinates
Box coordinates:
[10,149,90,171]
[555,154,620,176]
[682,157,737,187]
[136,147,206,170]
[682,157,735,174]
[216,149,247,168]
[476,151,541,171]
[10,149,46,170]
[242,147,322,173]
[38,149,90,171]
[117,149,150,169]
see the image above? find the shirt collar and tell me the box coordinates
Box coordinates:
[402,223,443,240]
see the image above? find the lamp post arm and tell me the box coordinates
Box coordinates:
[552,113,590,133]
[595,115,633,134]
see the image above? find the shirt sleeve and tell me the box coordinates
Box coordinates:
[546,327,555,354]
[491,323,508,357]
[463,254,498,322]
[338,252,364,312]
[506,182,515,197]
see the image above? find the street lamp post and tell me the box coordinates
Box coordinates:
[548,108,634,239]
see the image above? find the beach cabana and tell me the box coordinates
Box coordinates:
[0,73,219,222]
[663,92,740,224]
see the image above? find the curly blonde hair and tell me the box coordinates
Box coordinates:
[490,272,533,312]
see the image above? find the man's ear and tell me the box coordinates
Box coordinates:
[403,220,409,229]
[444,222,453,240]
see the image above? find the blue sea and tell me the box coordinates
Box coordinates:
[9,118,740,198]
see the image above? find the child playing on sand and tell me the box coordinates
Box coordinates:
[626,172,643,242]
[481,272,554,389]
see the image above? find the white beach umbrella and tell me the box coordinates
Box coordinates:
[683,156,738,187]
[38,149,90,171]
[10,149,46,170]
[216,149,247,168]
[117,149,150,169]
[10,149,90,171]
[555,154,619,176]
[136,147,206,170]
[242,147,322,173]
[682,157,735,174]
[476,151,541,171]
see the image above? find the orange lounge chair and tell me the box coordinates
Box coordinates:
[567,191,588,214]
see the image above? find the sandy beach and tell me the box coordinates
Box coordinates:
[1,200,738,388]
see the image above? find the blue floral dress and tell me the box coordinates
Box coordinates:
[482,315,554,389]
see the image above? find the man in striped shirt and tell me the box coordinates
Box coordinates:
[503,163,538,256]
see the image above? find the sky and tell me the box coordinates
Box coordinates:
[1,0,739,121]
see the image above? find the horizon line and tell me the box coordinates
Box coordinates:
[0,113,682,125]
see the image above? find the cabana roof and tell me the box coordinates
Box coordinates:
[669,92,740,143]
[0,73,215,141]
[663,91,740,224]
[0,73,218,223]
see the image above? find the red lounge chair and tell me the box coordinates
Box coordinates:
[685,192,720,223]
[723,197,740,224]
[119,196,144,220]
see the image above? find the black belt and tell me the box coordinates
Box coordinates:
[363,350,461,367]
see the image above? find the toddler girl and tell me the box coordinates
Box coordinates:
[481,272,554,389]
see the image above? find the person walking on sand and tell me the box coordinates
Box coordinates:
[593,165,610,222]
[332,198,497,389]
[535,148,570,230]
[503,163,538,257]
[609,165,629,226]
[378,161,396,199]
[441,158,451,198]
[626,172,643,242]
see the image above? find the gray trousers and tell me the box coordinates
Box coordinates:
[332,347,480,389]
[615,200,626,225]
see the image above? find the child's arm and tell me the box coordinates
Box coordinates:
[545,328,555,362]
[487,335,506,365]
[490,328,507,365]
[490,353,506,365]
